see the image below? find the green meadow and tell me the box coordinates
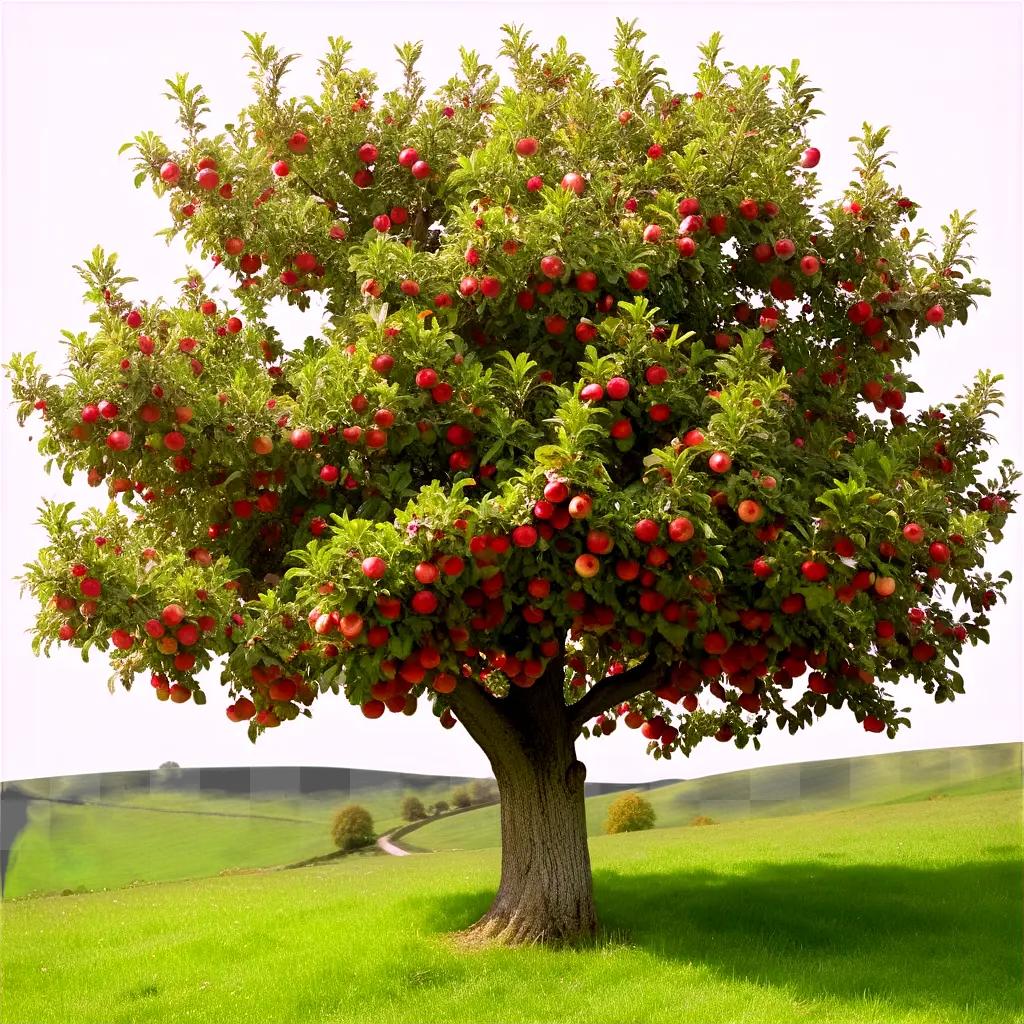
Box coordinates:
[1,779,1020,1024]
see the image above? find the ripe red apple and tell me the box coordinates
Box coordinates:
[410,160,431,180]
[159,161,180,184]
[287,131,309,154]
[800,254,820,276]
[737,500,763,524]
[539,255,565,279]
[574,554,600,578]
[676,236,697,258]
[544,480,569,503]
[902,522,925,544]
[362,699,385,719]
[925,304,945,325]
[625,268,649,291]
[515,136,539,157]
[398,147,418,168]
[411,590,438,615]
[290,427,314,450]
[561,172,586,194]
[568,494,593,520]
[708,451,732,474]
[774,238,796,260]
[668,517,694,542]
[361,556,387,579]
[110,628,134,650]
[634,519,660,544]
[106,430,131,451]
[162,603,186,626]
[606,377,630,401]
[800,560,829,582]
[833,537,856,558]
[800,147,821,168]
[512,525,538,548]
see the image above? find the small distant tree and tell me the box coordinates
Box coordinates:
[604,792,656,834]
[158,761,180,770]
[431,799,450,816]
[451,786,473,809]
[400,795,427,821]
[331,804,375,851]
[470,778,499,804]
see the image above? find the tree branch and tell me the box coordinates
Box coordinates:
[445,679,514,756]
[567,655,664,733]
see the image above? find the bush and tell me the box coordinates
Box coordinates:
[451,785,472,809]
[470,778,498,804]
[604,793,656,834]
[400,795,427,822]
[331,804,375,851]
[690,815,716,827]
[430,800,450,816]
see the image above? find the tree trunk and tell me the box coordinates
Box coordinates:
[449,660,598,946]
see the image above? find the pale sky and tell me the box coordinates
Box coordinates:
[2,1,1022,783]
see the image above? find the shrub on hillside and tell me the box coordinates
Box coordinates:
[470,779,499,804]
[401,795,428,822]
[604,793,656,835]
[331,804,375,851]
[690,815,717,827]
[451,786,472,809]
[430,800,450,816]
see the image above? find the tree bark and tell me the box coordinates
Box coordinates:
[446,660,598,946]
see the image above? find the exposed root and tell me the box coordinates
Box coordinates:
[451,908,598,949]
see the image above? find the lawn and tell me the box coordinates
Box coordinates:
[1,784,1020,1024]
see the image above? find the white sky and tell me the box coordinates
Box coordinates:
[2,1,1022,783]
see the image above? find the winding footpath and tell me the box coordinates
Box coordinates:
[376,833,411,857]
[373,798,500,857]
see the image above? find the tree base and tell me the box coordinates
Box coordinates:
[454,905,598,948]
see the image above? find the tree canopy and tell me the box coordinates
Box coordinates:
[5,21,1016,764]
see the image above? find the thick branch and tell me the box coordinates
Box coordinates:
[568,655,664,733]
[445,678,515,754]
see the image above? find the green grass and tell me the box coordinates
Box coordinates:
[3,779,460,898]
[2,802,330,899]
[411,742,1022,851]
[1,785,1020,1024]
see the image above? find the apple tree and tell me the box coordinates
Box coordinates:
[5,23,1018,944]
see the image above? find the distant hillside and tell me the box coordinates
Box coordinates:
[409,742,1023,852]
[3,743,1018,897]
[0,764,667,898]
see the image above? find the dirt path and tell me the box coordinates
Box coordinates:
[376,833,411,857]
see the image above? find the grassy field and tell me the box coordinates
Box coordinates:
[3,778,461,898]
[5,744,1018,897]
[410,742,1022,851]
[2,802,330,899]
[1,781,1020,1024]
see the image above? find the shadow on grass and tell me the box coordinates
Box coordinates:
[423,858,1023,1017]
